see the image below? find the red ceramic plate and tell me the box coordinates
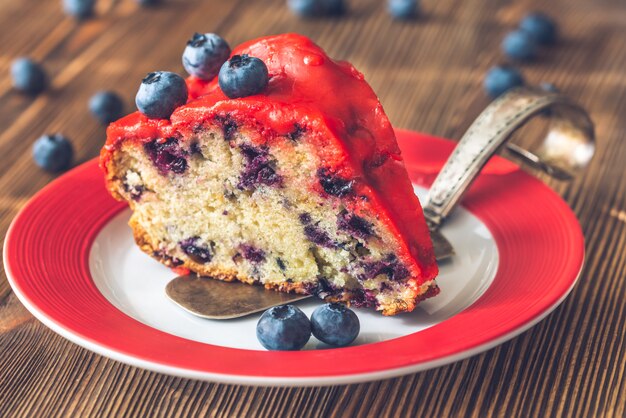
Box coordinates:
[4,131,584,386]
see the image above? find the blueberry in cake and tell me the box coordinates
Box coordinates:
[100,33,438,315]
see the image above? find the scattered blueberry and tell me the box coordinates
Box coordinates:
[311,303,360,347]
[62,0,96,19]
[182,33,231,80]
[179,237,213,263]
[287,0,344,16]
[218,54,269,99]
[287,0,322,17]
[136,0,160,5]
[256,305,311,350]
[240,244,266,264]
[337,211,374,239]
[321,0,345,15]
[483,65,524,97]
[32,134,73,172]
[501,30,538,61]
[89,91,124,124]
[540,82,559,93]
[519,12,557,45]
[387,0,418,20]
[11,58,46,95]
[135,71,188,119]
[214,115,239,140]
[287,123,305,141]
[317,168,353,197]
[304,224,337,248]
[360,254,410,281]
[350,288,377,309]
[237,144,282,190]
[276,257,287,271]
[144,137,188,175]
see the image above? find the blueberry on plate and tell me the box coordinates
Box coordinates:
[182,33,231,80]
[33,134,73,172]
[218,54,269,99]
[89,91,124,124]
[135,71,188,119]
[519,12,557,45]
[62,0,96,19]
[256,305,311,350]
[11,58,47,95]
[501,30,538,61]
[388,0,418,20]
[483,65,525,98]
[311,303,360,347]
[287,0,322,17]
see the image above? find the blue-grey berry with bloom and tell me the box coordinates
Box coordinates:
[11,58,47,95]
[311,303,360,347]
[135,71,188,119]
[183,33,231,80]
[62,0,96,19]
[502,30,538,61]
[33,134,73,172]
[287,0,344,17]
[484,65,525,97]
[256,305,311,350]
[321,0,345,15]
[89,91,124,124]
[540,82,559,93]
[520,12,557,45]
[136,0,160,5]
[218,54,269,99]
[388,0,418,20]
[287,0,322,17]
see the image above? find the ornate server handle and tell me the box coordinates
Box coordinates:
[424,87,595,228]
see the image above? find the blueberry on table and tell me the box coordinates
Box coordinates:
[62,0,96,19]
[11,58,47,95]
[501,30,538,61]
[483,65,525,98]
[136,0,160,5]
[135,71,188,119]
[311,303,360,347]
[321,0,345,16]
[388,0,418,20]
[89,91,124,124]
[540,82,559,93]
[520,12,557,45]
[287,0,323,17]
[256,305,311,350]
[287,0,345,17]
[32,134,73,172]
[218,54,269,99]
[183,33,231,80]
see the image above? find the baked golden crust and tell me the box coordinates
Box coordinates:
[129,214,436,316]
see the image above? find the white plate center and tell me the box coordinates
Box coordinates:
[89,187,498,350]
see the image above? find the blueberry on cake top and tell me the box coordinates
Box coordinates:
[100,33,439,315]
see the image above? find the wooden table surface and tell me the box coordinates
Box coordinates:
[1,0,625,416]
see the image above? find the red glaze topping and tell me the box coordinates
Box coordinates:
[101,33,437,283]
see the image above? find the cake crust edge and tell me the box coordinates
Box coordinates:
[130,215,438,316]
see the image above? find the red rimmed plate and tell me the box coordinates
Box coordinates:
[3,131,584,386]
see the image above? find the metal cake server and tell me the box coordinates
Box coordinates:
[166,276,310,319]
[167,87,595,319]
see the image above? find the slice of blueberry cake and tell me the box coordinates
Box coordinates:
[100,33,438,315]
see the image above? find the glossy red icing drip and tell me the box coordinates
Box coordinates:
[101,33,437,283]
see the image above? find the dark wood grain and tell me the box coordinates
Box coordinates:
[0,0,625,417]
